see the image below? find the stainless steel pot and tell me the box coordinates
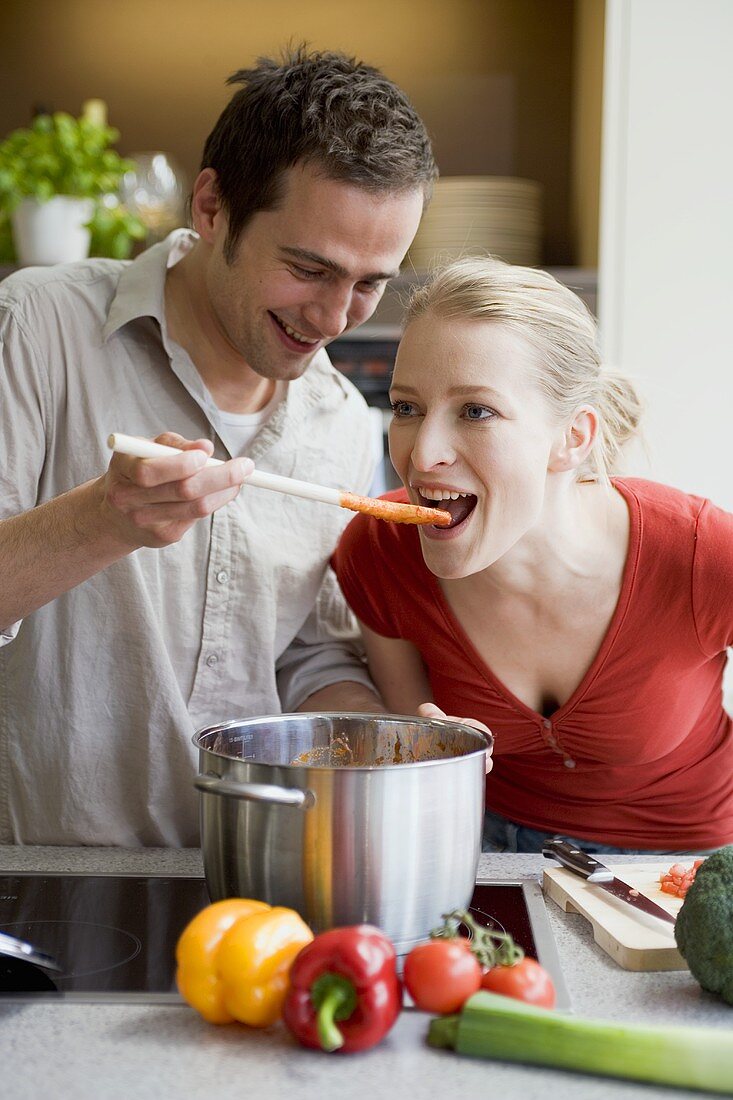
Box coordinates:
[193,713,488,952]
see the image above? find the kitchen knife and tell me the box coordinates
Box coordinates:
[542,838,676,926]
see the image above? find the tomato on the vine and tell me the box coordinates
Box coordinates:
[403,938,482,1014]
[481,956,556,1008]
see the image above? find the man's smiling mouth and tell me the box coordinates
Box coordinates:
[270,311,320,346]
[416,487,478,529]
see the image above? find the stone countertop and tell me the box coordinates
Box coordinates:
[0,846,728,1100]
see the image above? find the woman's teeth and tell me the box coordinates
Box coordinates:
[421,489,472,501]
[416,488,478,529]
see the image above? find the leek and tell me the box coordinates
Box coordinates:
[428,992,733,1095]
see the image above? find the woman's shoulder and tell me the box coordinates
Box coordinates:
[331,490,428,639]
[333,489,423,576]
[614,476,714,516]
[613,476,732,539]
[615,479,733,648]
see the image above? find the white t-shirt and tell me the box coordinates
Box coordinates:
[216,381,287,456]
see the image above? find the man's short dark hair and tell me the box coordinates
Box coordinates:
[200,45,437,261]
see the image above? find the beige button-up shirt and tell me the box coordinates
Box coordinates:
[0,232,375,845]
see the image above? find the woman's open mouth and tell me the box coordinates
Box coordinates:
[416,489,478,535]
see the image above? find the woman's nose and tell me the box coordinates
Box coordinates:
[410,416,456,471]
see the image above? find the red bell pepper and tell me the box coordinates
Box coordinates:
[282,924,402,1053]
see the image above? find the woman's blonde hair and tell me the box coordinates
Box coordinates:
[404,256,643,483]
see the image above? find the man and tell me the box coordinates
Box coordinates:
[0,47,436,845]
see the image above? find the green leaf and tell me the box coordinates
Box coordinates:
[88,199,146,258]
[107,231,129,259]
[0,208,16,261]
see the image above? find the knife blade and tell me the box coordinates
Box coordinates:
[542,838,676,926]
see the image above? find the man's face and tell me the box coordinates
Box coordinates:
[202,162,424,381]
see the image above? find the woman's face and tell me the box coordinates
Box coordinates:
[389,313,562,580]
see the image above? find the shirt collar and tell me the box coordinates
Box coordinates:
[102,229,198,341]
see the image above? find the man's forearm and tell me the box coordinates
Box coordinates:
[0,478,131,630]
[297,680,387,714]
[1,438,253,633]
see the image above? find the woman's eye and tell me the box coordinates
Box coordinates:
[462,404,495,422]
[390,399,418,418]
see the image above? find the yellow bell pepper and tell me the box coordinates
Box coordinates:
[176,897,313,1027]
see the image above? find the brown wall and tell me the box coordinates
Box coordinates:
[0,0,582,264]
[571,0,604,267]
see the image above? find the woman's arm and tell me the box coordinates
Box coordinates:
[360,622,493,772]
[359,621,433,714]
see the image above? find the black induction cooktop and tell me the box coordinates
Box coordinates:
[0,872,569,1008]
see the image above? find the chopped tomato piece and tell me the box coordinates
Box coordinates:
[658,858,705,898]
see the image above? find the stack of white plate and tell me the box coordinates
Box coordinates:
[407,176,543,271]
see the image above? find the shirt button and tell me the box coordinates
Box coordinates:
[206,654,219,668]
[216,570,229,584]
[563,758,576,769]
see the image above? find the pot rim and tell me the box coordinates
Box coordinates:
[192,711,489,771]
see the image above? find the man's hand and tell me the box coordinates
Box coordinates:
[0,432,255,630]
[417,702,494,774]
[100,432,254,550]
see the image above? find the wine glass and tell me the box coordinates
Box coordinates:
[120,152,187,244]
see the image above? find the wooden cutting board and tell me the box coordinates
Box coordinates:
[543,861,687,971]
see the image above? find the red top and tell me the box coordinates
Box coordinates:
[332,479,733,849]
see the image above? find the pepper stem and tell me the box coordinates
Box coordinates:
[310,973,358,1052]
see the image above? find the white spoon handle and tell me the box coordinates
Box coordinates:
[107,433,342,504]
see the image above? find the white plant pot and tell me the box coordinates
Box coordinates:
[11,196,95,265]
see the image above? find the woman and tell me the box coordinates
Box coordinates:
[333,257,733,854]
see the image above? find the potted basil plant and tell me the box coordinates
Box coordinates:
[0,108,145,265]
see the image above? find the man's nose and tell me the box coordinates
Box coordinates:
[303,286,354,339]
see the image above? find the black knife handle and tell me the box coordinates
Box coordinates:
[541,838,614,883]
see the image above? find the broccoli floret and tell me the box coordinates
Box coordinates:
[674,844,733,1005]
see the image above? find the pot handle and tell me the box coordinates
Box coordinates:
[194,773,315,809]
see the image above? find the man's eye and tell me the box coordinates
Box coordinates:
[462,404,496,421]
[293,266,322,279]
[389,400,418,417]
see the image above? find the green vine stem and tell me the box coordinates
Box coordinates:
[430,909,525,969]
